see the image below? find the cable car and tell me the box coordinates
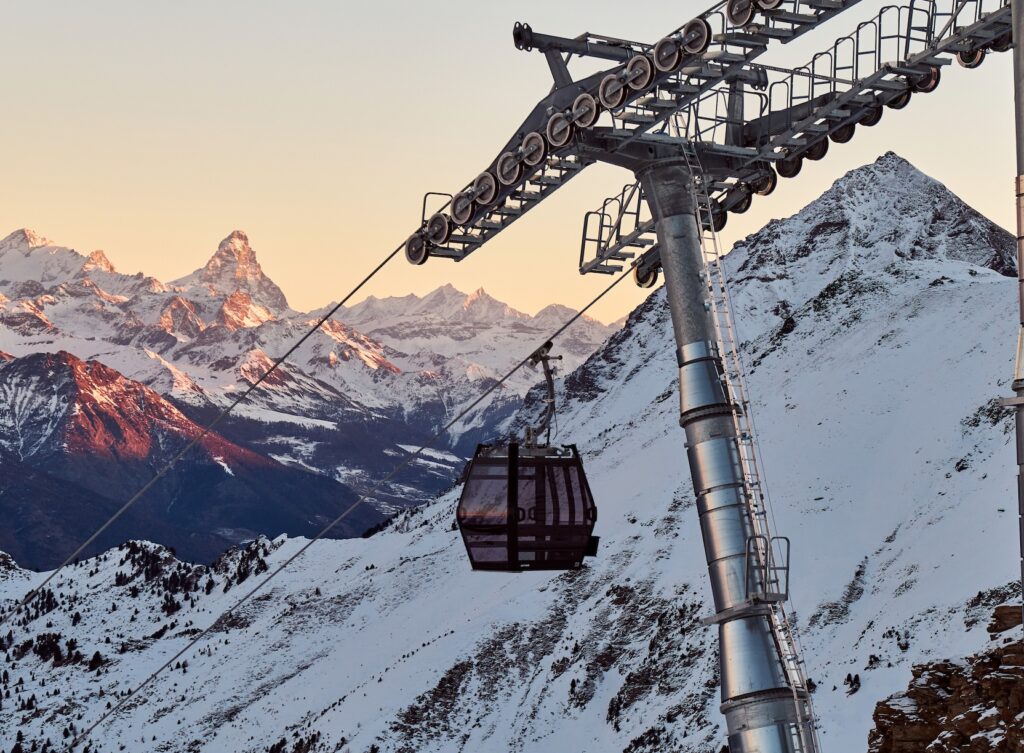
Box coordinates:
[456,344,599,571]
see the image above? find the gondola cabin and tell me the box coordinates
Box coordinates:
[456,442,599,571]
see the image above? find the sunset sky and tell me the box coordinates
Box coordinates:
[2,1,1016,323]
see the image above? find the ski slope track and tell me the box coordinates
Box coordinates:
[0,154,1021,752]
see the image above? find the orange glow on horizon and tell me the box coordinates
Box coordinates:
[0,1,1015,324]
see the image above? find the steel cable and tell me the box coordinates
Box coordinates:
[64,262,634,751]
[0,243,404,630]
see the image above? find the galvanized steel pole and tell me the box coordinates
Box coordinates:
[1013,0,1024,631]
[639,161,817,753]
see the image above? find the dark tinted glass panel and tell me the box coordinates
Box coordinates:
[458,462,508,528]
[464,532,508,564]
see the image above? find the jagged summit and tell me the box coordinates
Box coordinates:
[80,249,115,274]
[212,230,257,265]
[733,152,1015,281]
[173,231,289,312]
[344,283,529,325]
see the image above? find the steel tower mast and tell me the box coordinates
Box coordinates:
[641,158,817,752]
[1011,0,1024,630]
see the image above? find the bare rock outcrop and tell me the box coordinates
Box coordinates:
[868,607,1023,752]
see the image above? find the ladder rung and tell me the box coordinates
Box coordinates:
[547,158,582,171]
[659,83,700,96]
[619,112,657,125]
[703,50,748,64]
[763,9,820,24]
[712,32,770,48]
[636,96,680,110]
[623,237,655,248]
[513,189,542,200]
[757,26,797,39]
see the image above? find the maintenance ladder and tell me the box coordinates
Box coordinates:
[680,136,821,753]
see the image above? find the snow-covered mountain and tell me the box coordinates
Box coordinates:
[0,227,616,552]
[0,350,384,569]
[171,230,290,314]
[0,153,1019,752]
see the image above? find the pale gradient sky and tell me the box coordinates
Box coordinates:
[1,1,1016,323]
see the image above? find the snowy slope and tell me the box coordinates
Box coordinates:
[0,351,385,569]
[0,154,1020,753]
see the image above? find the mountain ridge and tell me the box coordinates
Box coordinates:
[0,227,616,561]
[0,350,385,568]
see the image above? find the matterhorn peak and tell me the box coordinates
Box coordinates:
[172,231,289,312]
[212,230,256,263]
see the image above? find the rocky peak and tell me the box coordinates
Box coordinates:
[158,296,206,339]
[460,286,525,322]
[211,230,257,267]
[0,228,48,252]
[0,350,226,462]
[173,231,289,312]
[79,249,116,275]
[733,152,1016,281]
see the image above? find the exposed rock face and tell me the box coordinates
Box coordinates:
[79,249,115,275]
[869,609,1024,753]
[987,605,1023,637]
[173,230,289,312]
[0,351,384,568]
[158,295,205,339]
[734,152,1016,283]
[215,289,275,330]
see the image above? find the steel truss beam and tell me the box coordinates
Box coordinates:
[406,0,866,265]
[579,0,1012,277]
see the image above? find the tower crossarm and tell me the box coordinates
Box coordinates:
[691,0,1012,198]
[404,0,868,268]
[578,0,1014,276]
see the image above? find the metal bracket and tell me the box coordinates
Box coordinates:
[745,534,791,603]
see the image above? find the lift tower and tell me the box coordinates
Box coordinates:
[404,0,1017,748]
[1012,0,1024,629]
[634,148,817,753]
